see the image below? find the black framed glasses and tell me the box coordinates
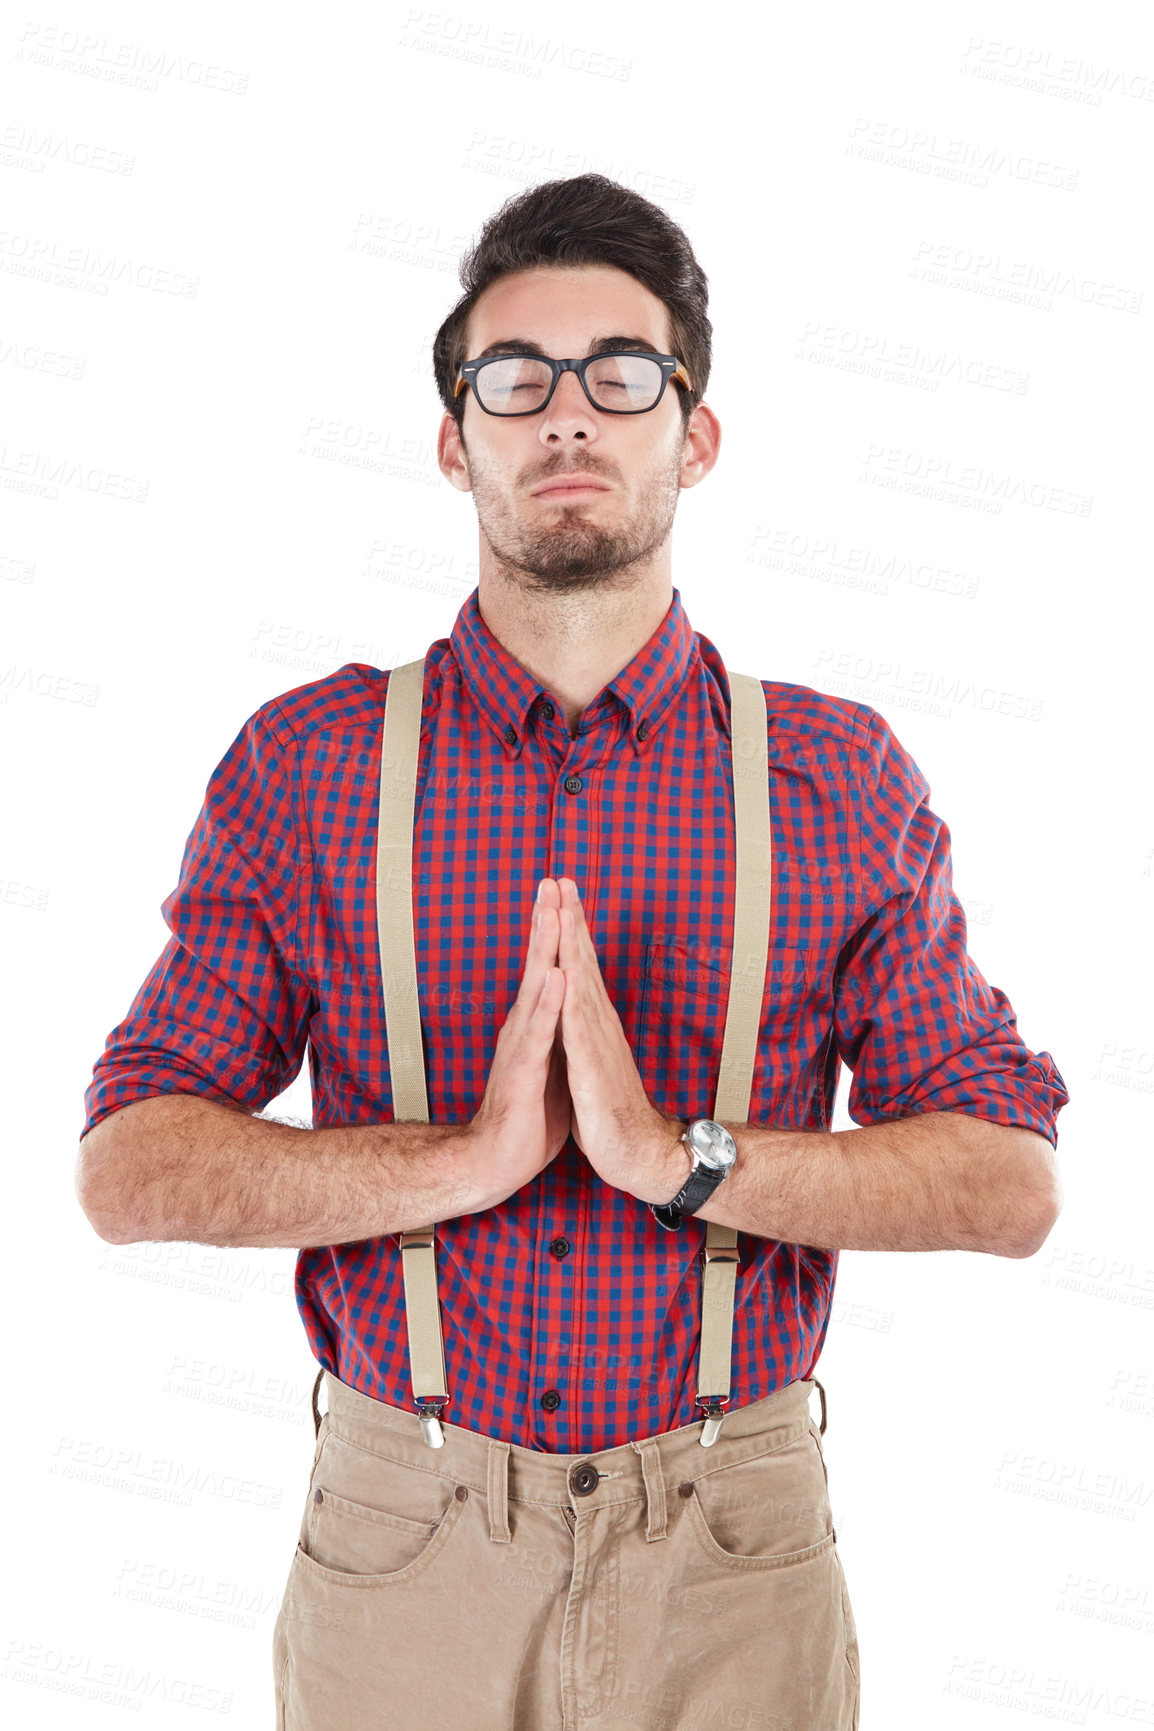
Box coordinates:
[454,351,694,417]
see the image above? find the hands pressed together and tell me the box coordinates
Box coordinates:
[467,878,690,1212]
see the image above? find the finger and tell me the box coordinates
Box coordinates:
[514,911,560,1025]
[562,911,582,997]
[536,902,561,970]
[534,879,562,932]
[557,880,593,960]
[509,966,564,1081]
[518,883,563,1024]
[527,892,560,964]
[558,902,594,1000]
[569,904,610,1007]
[532,964,564,1035]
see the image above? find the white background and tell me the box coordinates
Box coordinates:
[3,0,1152,1723]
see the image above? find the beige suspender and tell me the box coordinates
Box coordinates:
[377,655,772,1450]
[375,657,446,1449]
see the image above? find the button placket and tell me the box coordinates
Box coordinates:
[533,714,614,1453]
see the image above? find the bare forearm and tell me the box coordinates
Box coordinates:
[76,1095,479,1249]
[689,1109,1060,1258]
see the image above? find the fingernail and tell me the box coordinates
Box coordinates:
[537,879,545,902]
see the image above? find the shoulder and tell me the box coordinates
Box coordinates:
[733,669,889,762]
[724,666,929,805]
[241,645,451,753]
[753,676,865,749]
[698,634,872,755]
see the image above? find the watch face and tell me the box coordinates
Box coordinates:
[687,1119,737,1171]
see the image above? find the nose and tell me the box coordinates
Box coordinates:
[539,368,597,440]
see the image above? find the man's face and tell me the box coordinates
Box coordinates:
[439,264,712,594]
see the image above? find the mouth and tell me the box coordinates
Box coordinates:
[533,484,610,499]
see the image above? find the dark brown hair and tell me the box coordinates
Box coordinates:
[432,174,711,438]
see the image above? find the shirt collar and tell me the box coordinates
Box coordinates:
[448,584,702,758]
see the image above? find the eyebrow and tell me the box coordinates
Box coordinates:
[474,334,659,359]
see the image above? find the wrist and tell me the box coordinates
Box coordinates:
[647,1118,742,1230]
[640,1115,692,1207]
[441,1118,500,1215]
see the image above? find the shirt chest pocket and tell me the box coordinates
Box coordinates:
[637,936,810,1117]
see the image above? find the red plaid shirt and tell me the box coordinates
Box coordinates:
[83,587,1069,1451]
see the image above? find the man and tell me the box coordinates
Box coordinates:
[76,173,1068,1729]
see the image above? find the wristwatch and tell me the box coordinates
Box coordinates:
[649,1119,739,1231]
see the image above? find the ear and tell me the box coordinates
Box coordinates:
[437,411,473,494]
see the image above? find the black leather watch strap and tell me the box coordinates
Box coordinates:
[650,1161,727,1231]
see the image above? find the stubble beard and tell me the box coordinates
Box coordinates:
[464,441,685,596]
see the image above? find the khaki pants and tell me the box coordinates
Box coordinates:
[272,1367,860,1729]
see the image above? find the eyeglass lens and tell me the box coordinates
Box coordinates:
[474,354,664,413]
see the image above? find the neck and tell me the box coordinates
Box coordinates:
[475,573,674,738]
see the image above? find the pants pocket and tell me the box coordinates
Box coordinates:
[685,1426,834,1567]
[275,1444,478,1727]
[297,1431,465,1584]
[305,1485,450,1577]
[622,1441,855,1728]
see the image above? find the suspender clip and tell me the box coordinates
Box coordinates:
[416,1396,447,1449]
[696,1395,729,1448]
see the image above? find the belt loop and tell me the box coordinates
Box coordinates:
[812,1377,827,1436]
[487,1439,511,1543]
[311,1368,324,1440]
[632,1438,668,1542]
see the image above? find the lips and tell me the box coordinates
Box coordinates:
[533,482,609,496]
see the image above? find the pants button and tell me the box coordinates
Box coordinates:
[570,1461,600,1496]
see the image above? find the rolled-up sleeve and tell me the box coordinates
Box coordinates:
[81,702,315,1139]
[835,706,1069,1147]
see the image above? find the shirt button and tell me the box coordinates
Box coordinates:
[541,701,555,719]
[503,725,517,744]
[637,720,648,740]
[549,1237,571,1259]
[564,775,583,794]
[540,1389,561,1412]
[570,1461,600,1496]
